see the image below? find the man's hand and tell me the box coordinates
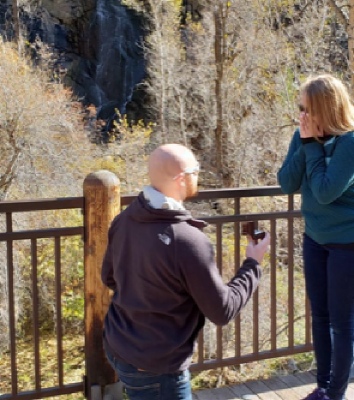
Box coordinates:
[245,232,270,264]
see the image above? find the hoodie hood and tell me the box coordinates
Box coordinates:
[143,185,185,211]
[130,192,207,229]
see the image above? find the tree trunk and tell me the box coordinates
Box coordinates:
[214,5,224,185]
[12,0,20,43]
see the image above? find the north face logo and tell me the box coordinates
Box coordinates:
[158,233,171,245]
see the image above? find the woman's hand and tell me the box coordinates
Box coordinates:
[299,112,323,138]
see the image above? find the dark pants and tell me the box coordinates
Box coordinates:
[303,234,354,400]
[105,347,192,400]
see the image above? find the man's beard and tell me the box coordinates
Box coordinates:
[186,181,198,199]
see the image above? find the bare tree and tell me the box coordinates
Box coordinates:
[123,0,352,187]
[0,38,95,200]
[12,0,20,42]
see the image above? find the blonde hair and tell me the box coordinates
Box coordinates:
[300,74,354,136]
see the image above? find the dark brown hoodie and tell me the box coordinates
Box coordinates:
[102,192,261,373]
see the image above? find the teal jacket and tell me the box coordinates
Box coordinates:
[277,129,354,244]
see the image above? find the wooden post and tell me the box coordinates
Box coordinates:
[83,170,122,400]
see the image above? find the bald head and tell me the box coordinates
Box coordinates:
[148,144,197,198]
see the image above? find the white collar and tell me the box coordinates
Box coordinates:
[143,186,185,211]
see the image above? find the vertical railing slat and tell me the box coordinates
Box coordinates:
[288,195,295,348]
[234,198,241,358]
[7,211,18,395]
[216,223,223,361]
[31,238,41,390]
[197,328,204,365]
[270,219,277,351]
[253,285,259,354]
[55,236,64,386]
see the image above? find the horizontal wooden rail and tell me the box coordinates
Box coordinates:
[0,197,84,212]
[0,226,84,241]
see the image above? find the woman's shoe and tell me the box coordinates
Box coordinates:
[301,388,330,400]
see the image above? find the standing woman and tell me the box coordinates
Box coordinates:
[278,74,354,400]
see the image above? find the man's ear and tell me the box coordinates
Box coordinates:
[176,174,186,187]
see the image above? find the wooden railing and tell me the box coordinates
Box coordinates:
[0,171,309,400]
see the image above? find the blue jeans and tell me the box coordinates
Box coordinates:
[105,347,192,400]
[303,234,354,400]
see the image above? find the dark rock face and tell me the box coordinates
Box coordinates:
[1,0,146,121]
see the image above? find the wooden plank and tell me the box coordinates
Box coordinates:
[294,371,316,385]
[193,388,217,400]
[228,383,260,399]
[277,373,315,398]
[260,376,301,400]
[193,386,239,400]
[210,386,238,400]
[244,380,282,400]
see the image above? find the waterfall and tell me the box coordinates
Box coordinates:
[79,0,146,120]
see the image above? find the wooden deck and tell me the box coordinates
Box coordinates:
[192,371,354,400]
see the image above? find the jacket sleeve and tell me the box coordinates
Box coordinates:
[176,227,262,326]
[303,133,354,204]
[277,129,306,194]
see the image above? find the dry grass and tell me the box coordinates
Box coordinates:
[0,334,85,399]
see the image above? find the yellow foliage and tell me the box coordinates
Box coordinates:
[0,36,97,200]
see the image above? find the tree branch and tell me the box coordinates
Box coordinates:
[0,122,22,198]
[327,0,348,27]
